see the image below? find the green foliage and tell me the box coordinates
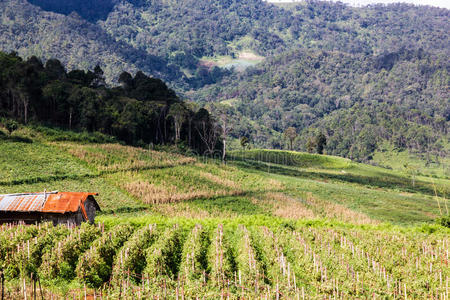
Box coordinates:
[207,224,236,288]
[76,224,135,287]
[5,223,69,279]
[40,223,101,280]
[240,136,250,150]
[229,149,351,169]
[178,224,209,284]
[0,52,219,152]
[0,140,94,185]
[283,127,298,150]
[0,225,40,271]
[32,126,116,143]
[144,225,183,279]
[0,0,448,161]
[2,0,448,92]
[196,49,449,162]
[111,224,159,284]
[3,119,18,135]
[435,215,450,228]
[372,143,450,178]
[1,220,449,297]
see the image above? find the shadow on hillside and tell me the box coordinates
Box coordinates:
[188,192,270,215]
[232,160,445,197]
[99,206,149,215]
[0,160,196,186]
[0,131,33,143]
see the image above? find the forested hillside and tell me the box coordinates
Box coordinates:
[2,0,448,86]
[193,48,449,162]
[101,0,449,57]
[0,0,184,86]
[0,0,448,162]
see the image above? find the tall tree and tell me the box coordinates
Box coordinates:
[209,104,233,162]
[194,108,218,155]
[283,127,297,150]
[167,102,187,144]
[316,132,327,154]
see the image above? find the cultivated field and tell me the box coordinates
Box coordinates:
[1,219,448,299]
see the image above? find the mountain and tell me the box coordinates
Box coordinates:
[101,0,449,57]
[193,48,449,161]
[0,0,184,85]
[2,0,448,84]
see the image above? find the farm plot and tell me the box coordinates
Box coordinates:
[0,221,448,299]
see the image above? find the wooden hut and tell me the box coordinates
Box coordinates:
[0,191,100,225]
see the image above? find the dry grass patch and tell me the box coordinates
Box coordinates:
[198,171,241,190]
[123,180,244,204]
[55,142,195,171]
[305,192,378,225]
[151,203,213,218]
[264,192,315,219]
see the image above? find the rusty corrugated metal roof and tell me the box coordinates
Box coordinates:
[0,192,99,215]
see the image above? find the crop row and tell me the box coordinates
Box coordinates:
[0,223,448,299]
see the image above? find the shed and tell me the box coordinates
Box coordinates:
[0,191,100,225]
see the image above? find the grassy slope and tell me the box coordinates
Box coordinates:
[0,126,448,226]
[372,142,450,179]
[1,125,449,298]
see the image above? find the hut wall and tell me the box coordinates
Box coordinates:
[44,211,85,226]
[84,197,98,224]
[0,212,41,224]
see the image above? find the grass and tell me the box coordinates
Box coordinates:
[2,125,450,299]
[372,143,450,178]
[0,126,448,226]
[199,51,265,71]
[0,140,94,185]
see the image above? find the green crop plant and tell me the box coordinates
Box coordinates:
[39,223,101,280]
[110,224,159,285]
[76,224,135,288]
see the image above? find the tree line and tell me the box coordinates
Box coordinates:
[0,51,222,155]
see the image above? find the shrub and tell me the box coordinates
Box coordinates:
[436,215,450,228]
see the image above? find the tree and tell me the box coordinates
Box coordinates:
[306,136,316,153]
[184,102,198,147]
[45,59,66,81]
[283,127,297,150]
[91,65,106,88]
[167,102,187,144]
[209,104,233,162]
[240,136,250,150]
[316,132,327,154]
[4,119,18,135]
[194,108,218,155]
[118,71,133,90]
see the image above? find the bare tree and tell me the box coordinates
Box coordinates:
[209,103,233,162]
[195,117,219,155]
[167,102,187,144]
[184,102,199,147]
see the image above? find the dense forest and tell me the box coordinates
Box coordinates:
[1,0,448,86]
[102,0,449,58]
[0,52,220,154]
[194,48,449,161]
